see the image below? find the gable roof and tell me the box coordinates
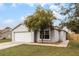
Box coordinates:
[12,24,22,31]
[12,23,67,33]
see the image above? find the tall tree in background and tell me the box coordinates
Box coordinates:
[51,3,75,29]
[65,3,79,33]
[59,3,79,33]
[65,19,79,33]
[24,6,56,43]
[54,3,79,33]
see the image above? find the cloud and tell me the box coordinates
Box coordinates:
[49,5,57,10]
[53,20,61,26]
[20,16,25,22]
[3,19,15,24]
[0,19,16,29]
[26,3,46,7]
[20,13,34,22]
[0,3,4,6]
[39,3,46,7]
[12,3,16,8]
[28,4,35,7]
[0,3,5,11]
[20,16,29,23]
[49,4,64,20]
[49,4,61,12]
[53,11,62,19]
[25,3,35,7]
[35,3,46,7]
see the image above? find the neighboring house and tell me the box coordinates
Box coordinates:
[12,23,67,43]
[0,27,12,39]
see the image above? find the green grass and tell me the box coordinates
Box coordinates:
[0,40,78,56]
[0,38,11,43]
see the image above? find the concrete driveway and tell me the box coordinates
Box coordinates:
[0,42,23,50]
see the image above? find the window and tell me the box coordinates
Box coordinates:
[40,29,49,39]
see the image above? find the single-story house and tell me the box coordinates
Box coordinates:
[0,27,12,39]
[12,23,67,43]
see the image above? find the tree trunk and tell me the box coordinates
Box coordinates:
[40,27,44,43]
[34,30,37,43]
[41,34,43,43]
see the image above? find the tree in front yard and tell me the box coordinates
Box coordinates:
[24,6,56,43]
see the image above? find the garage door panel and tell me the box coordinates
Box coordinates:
[14,32,32,42]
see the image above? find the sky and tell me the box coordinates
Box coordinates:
[0,3,71,29]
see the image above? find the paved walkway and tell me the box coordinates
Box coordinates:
[24,40,69,47]
[0,42,23,50]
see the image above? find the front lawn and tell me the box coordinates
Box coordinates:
[0,40,79,56]
[0,38,11,43]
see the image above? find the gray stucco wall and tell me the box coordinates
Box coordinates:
[51,30,59,42]
[36,29,60,43]
[36,29,67,43]
[60,31,66,42]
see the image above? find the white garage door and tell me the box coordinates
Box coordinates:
[14,32,32,42]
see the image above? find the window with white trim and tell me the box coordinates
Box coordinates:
[40,29,49,39]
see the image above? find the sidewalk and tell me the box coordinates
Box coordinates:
[0,42,23,50]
